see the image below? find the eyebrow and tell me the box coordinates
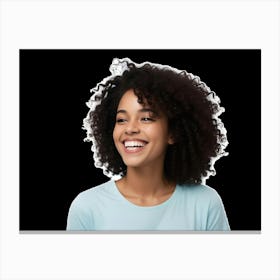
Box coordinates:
[116,108,157,115]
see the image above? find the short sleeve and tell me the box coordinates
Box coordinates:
[206,190,230,231]
[66,196,93,230]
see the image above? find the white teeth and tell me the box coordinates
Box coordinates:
[124,141,146,148]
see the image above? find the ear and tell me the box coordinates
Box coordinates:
[167,134,175,145]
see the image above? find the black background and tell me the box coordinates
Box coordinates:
[20,50,261,231]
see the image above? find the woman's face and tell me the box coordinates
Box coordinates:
[113,89,173,170]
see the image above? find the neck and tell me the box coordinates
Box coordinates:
[118,165,173,198]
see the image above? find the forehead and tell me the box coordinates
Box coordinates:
[116,89,166,120]
[117,89,149,109]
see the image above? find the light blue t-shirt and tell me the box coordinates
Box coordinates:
[66,180,230,231]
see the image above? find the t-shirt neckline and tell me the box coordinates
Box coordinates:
[112,180,178,210]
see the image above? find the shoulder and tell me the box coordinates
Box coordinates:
[70,180,115,209]
[66,180,115,230]
[176,184,223,205]
[176,184,230,230]
[177,183,219,195]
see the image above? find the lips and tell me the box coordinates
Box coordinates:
[122,140,148,153]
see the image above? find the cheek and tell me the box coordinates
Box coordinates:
[112,126,118,143]
[146,124,169,142]
[113,125,122,147]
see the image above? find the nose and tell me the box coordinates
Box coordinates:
[125,120,140,135]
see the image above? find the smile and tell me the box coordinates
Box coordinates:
[123,140,148,153]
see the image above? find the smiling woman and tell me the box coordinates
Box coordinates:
[113,89,173,170]
[66,57,230,231]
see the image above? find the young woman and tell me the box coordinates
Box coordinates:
[66,57,230,231]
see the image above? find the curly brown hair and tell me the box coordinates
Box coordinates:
[83,58,228,185]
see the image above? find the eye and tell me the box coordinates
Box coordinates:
[116,118,127,124]
[141,117,155,122]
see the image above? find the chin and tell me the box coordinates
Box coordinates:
[122,159,145,168]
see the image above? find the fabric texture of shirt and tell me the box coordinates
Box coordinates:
[66,180,230,231]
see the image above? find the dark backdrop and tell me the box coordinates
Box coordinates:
[20,49,261,231]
